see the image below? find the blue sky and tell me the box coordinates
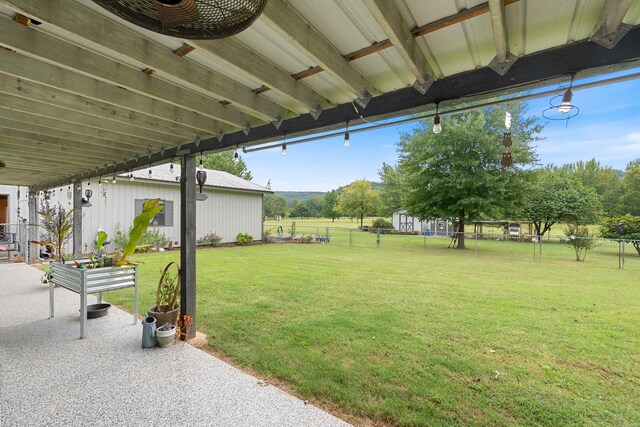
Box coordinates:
[243,70,640,192]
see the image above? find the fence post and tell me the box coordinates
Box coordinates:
[376,228,380,248]
[539,235,542,261]
[622,240,625,270]
[474,232,478,256]
[349,229,353,247]
[326,227,329,238]
[424,233,427,253]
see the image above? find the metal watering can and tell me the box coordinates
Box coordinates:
[141,316,157,348]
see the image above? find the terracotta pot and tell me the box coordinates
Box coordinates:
[147,305,179,327]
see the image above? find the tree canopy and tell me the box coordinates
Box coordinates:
[619,159,640,215]
[264,194,288,218]
[519,169,602,237]
[397,104,540,249]
[202,151,252,181]
[322,190,340,221]
[337,180,381,228]
[378,162,403,215]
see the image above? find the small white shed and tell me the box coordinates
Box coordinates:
[392,210,455,236]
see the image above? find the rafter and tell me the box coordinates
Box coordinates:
[362,0,433,94]
[0,0,290,123]
[0,48,229,137]
[591,0,634,48]
[0,109,168,151]
[192,37,331,117]
[0,93,180,147]
[0,15,257,130]
[487,0,517,75]
[0,73,195,139]
[261,0,376,107]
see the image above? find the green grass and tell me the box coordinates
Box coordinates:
[109,235,640,426]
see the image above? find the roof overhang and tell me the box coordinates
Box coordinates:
[0,0,638,191]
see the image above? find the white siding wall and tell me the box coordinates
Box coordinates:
[44,180,264,252]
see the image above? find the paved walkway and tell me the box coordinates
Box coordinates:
[0,264,350,427]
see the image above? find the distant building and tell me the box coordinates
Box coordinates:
[391,210,455,236]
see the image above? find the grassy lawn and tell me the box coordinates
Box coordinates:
[109,235,640,426]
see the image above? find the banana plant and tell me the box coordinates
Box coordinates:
[116,198,163,265]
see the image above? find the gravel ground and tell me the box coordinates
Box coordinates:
[0,263,350,427]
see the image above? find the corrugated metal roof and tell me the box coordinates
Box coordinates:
[0,0,639,188]
[121,166,271,194]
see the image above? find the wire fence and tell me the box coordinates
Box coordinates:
[264,224,640,271]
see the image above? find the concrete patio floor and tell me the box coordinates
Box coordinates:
[0,263,350,427]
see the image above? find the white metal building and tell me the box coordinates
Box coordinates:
[392,210,455,236]
[42,165,270,252]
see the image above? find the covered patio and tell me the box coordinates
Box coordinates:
[0,0,639,424]
[0,263,349,426]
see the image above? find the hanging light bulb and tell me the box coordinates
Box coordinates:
[112,173,117,184]
[432,104,442,134]
[129,172,134,182]
[233,149,239,164]
[281,143,287,157]
[98,176,103,188]
[148,167,153,178]
[199,152,204,171]
[505,111,512,130]
[169,161,174,174]
[559,88,573,114]
[344,121,350,147]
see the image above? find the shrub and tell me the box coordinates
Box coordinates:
[563,224,598,261]
[372,218,393,230]
[198,232,222,247]
[600,215,640,256]
[113,223,168,251]
[300,235,314,243]
[236,233,253,246]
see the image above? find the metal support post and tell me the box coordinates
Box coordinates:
[349,229,353,247]
[73,181,83,259]
[180,155,197,340]
[28,191,39,264]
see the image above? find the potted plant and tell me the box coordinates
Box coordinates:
[147,261,181,327]
[31,202,74,262]
[115,198,163,266]
[156,322,177,348]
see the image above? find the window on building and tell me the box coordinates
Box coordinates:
[134,199,173,226]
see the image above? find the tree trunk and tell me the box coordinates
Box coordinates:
[457,208,465,249]
[360,214,364,228]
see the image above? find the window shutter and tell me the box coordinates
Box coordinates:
[134,199,144,217]
[164,200,174,226]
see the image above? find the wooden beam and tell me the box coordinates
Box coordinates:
[180,155,197,340]
[0,109,167,152]
[261,0,376,106]
[0,15,259,130]
[0,93,180,147]
[602,0,633,35]
[192,37,331,115]
[73,181,82,258]
[1,0,288,122]
[362,0,433,93]
[0,73,196,139]
[0,137,117,165]
[0,128,136,160]
[591,0,634,48]
[0,48,231,137]
[488,0,509,63]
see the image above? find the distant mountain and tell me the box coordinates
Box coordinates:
[336,181,383,193]
[614,169,625,178]
[275,191,326,204]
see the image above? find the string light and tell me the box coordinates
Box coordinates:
[148,167,153,178]
[432,103,442,134]
[169,160,174,174]
[281,143,287,156]
[129,171,134,182]
[112,173,116,184]
[344,121,350,147]
[233,148,239,164]
[199,152,204,171]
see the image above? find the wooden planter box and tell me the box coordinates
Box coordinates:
[49,261,138,339]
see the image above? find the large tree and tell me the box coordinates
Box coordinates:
[338,180,382,228]
[264,194,288,218]
[554,158,623,215]
[398,104,540,249]
[322,190,340,221]
[378,162,403,215]
[619,159,640,215]
[202,151,253,180]
[519,169,602,238]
